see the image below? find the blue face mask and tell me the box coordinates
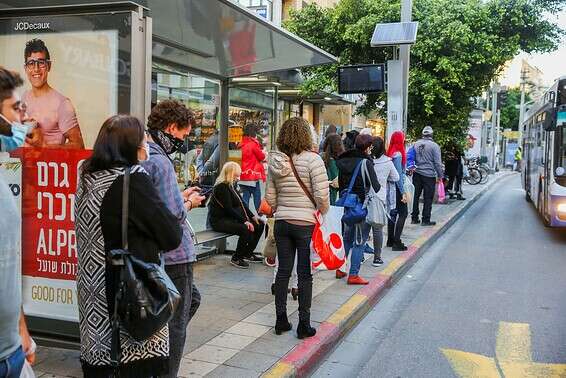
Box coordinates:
[0,115,31,152]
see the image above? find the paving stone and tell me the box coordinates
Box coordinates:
[178,358,219,377]
[224,350,281,373]
[207,332,257,350]
[186,344,239,365]
[225,322,271,338]
[205,364,259,378]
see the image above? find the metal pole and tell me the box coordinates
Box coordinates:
[399,0,412,132]
[491,82,499,170]
[271,85,279,150]
[518,68,527,147]
[219,79,229,168]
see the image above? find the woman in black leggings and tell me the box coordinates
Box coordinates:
[265,118,329,339]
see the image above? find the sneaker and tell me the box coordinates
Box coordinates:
[230,258,249,269]
[244,254,263,263]
[372,257,384,266]
[421,221,436,226]
[411,218,421,224]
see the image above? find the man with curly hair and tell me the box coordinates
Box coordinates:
[143,99,205,378]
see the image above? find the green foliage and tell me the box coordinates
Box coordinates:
[499,88,531,131]
[284,0,565,147]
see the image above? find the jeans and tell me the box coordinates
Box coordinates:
[411,172,436,222]
[274,221,314,323]
[343,222,371,276]
[241,182,262,213]
[163,263,201,378]
[371,225,384,258]
[388,187,408,244]
[0,347,24,378]
[212,219,264,260]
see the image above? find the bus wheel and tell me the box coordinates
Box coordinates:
[538,191,551,227]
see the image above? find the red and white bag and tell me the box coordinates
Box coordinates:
[311,206,346,270]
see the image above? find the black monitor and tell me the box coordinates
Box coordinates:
[338,64,385,94]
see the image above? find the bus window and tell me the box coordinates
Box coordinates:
[556,127,566,177]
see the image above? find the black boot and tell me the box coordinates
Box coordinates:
[297,322,316,339]
[275,314,292,335]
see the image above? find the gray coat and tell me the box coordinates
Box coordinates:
[414,136,444,178]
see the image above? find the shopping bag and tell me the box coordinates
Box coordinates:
[361,161,387,227]
[20,360,35,378]
[404,176,415,211]
[436,180,446,203]
[311,207,346,270]
[262,218,276,259]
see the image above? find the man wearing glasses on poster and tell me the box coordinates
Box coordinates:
[22,39,84,149]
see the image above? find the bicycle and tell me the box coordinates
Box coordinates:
[468,157,490,184]
[464,158,483,185]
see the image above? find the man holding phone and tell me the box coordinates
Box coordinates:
[143,99,205,378]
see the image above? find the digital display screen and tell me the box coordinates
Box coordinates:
[338,64,385,94]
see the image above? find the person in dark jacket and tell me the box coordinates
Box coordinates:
[336,134,380,285]
[322,133,344,205]
[209,162,264,268]
[75,115,182,378]
[343,129,359,151]
[444,143,465,200]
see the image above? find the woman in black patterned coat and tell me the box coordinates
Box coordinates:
[75,115,182,378]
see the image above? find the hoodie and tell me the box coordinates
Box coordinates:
[265,150,330,223]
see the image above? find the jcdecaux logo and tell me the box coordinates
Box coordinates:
[14,21,50,31]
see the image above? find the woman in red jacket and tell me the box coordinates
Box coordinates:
[239,122,266,213]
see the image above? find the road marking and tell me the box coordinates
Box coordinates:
[441,321,566,377]
[496,322,531,362]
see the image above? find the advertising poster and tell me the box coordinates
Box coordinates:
[0,18,122,322]
[467,115,482,158]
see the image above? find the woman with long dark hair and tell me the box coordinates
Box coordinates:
[386,131,409,251]
[322,133,345,205]
[336,134,380,285]
[265,117,329,339]
[75,115,182,378]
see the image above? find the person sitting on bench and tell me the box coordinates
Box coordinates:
[208,162,264,268]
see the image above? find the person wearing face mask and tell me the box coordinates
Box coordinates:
[75,115,182,377]
[142,99,205,378]
[0,67,36,378]
[0,67,42,153]
[209,162,264,268]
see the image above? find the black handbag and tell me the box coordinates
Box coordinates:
[109,167,181,362]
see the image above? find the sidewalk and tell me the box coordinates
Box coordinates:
[33,172,512,378]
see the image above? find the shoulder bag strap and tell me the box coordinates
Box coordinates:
[110,166,130,369]
[287,154,317,208]
[346,160,364,193]
[122,167,130,250]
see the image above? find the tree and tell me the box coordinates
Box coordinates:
[284,0,564,147]
[499,88,533,131]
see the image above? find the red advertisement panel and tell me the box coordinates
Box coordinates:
[17,148,92,281]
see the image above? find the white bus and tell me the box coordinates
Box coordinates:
[522,76,566,227]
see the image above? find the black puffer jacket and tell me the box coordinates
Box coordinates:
[336,149,380,203]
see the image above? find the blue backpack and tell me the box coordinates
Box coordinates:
[336,160,367,225]
[407,146,416,170]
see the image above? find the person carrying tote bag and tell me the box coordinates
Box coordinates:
[368,136,399,266]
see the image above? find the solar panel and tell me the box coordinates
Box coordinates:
[370,22,419,47]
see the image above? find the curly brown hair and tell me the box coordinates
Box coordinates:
[147,99,195,131]
[276,117,312,156]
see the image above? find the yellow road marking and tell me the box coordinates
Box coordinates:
[326,294,367,325]
[496,322,532,362]
[380,256,406,276]
[499,360,566,378]
[263,361,295,378]
[441,348,501,378]
[442,322,566,378]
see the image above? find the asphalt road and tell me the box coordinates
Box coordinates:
[312,174,566,378]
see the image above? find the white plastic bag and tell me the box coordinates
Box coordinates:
[20,338,36,378]
[310,206,346,270]
[404,176,415,212]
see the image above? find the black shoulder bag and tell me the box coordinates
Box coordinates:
[109,167,181,365]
